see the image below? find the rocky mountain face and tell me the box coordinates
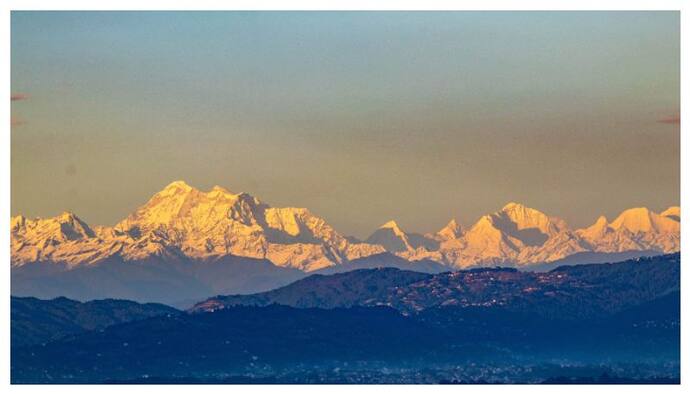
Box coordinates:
[385,203,679,269]
[575,207,680,255]
[11,181,680,272]
[11,181,385,272]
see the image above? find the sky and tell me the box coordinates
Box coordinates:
[11,11,679,238]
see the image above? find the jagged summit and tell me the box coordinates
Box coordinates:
[158,181,238,201]
[594,215,608,225]
[209,185,233,195]
[577,215,611,242]
[574,207,679,255]
[590,215,609,231]
[366,220,412,253]
[161,180,235,197]
[497,203,566,233]
[453,203,568,256]
[118,181,265,231]
[162,180,194,192]
[10,210,100,267]
[588,215,609,230]
[11,210,93,235]
[661,206,680,222]
[610,207,651,229]
[380,220,404,232]
[11,181,385,271]
[57,210,78,219]
[436,219,463,240]
[610,207,678,234]
[501,202,527,211]
[366,219,440,255]
[10,185,681,271]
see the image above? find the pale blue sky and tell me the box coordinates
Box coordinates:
[11,12,679,237]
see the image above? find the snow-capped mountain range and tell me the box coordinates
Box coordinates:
[11,181,680,272]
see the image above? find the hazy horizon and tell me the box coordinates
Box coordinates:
[11,11,679,238]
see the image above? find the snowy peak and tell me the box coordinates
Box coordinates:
[9,182,681,271]
[158,180,194,197]
[575,207,680,255]
[380,220,405,234]
[578,215,611,240]
[153,180,240,204]
[436,203,590,268]
[165,179,193,189]
[209,184,233,194]
[501,202,527,212]
[116,181,265,233]
[610,207,652,232]
[10,212,105,268]
[610,207,679,234]
[436,219,463,240]
[12,180,384,272]
[366,219,440,254]
[56,212,96,239]
[12,212,95,241]
[380,220,397,228]
[465,203,566,250]
[498,202,567,234]
[587,215,609,231]
[366,220,412,253]
[468,215,502,235]
[264,207,313,238]
[661,206,680,222]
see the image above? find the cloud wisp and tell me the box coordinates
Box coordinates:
[11,117,26,127]
[11,93,29,101]
[658,114,680,125]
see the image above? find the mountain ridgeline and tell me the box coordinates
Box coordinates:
[11,181,679,271]
[11,254,680,384]
[11,296,178,347]
[10,181,679,304]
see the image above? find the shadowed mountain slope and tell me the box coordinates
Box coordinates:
[11,296,178,347]
[192,253,679,318]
